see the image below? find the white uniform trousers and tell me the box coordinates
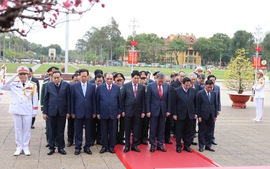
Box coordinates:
[255,98,264,120]
[13,114,32,151]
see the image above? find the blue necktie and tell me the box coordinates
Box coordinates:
[82,84,86,96]
[207,92,211,102]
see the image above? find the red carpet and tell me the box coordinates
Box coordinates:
[115,139,220,169]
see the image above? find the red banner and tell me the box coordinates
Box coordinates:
[128,51,138,64]
[252,56,261,68]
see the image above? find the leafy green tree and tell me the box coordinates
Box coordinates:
[231,30,254,58]
[193,37,211,65]
[128,33,165,63]
[168,38,188,64]
[261,32,270,61]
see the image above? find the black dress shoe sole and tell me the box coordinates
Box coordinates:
[157,147,167,152]
[84,151,92,155]
[131,148,140,152]
[47,150,55,155]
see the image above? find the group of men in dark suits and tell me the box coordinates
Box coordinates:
[40,66,220,155]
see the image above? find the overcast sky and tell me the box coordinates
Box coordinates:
[25,0,270,50]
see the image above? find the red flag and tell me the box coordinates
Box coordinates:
[254,46,262,52]
[130,40,139,46]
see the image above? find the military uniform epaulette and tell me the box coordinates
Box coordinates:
[43,78,50,84]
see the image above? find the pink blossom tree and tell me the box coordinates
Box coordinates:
[0,0,104,36]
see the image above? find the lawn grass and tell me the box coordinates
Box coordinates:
[34,64,78,74]
[1,62,268,80]
[75,65,227,79]
[2,63,35,73]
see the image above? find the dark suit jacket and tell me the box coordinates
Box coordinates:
[196,90,217,120]
[213,84,221,111]
[121,82,145,117]
[173,87,197,120]
[146,82,171,117]
[43,80,71,117]
[71,81,96,119]
[171,79,181,88]
[30,76,40,100]
[96,83,122,120]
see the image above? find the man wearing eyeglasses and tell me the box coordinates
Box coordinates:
[0,66,38,156]
[139,71,149,145]
[113,73,126,145]
[96,73,122,154]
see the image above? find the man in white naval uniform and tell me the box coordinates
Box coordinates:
[252,70,265,122]
[0,66,38,156]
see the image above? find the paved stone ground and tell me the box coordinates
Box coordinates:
[0,80,270,169]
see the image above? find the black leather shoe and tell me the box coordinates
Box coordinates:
[191,141,198,145]
[47,149,55,155]
[184,146,192,152]
[157,146,167,152]
[45,144,49,147]
[123,146,130,153]
[67,142,73,147]
[205,146,215,152]
[212,141,218,145]
[109,148,115,154]
[141,140,148,145]
[176,147,182,153]
[165,140,172,144]
[100,147,107,154]
[199,147,204,152]
[58,149,67,155]
[31,125,35,129]
[118,140,125,145]
[84,149,92,155]
[131,146,140,152]
[150,146,155,152]
[74,149,81,155]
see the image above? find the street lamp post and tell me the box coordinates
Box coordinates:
[130,18,138,72]
[253,25,263,81]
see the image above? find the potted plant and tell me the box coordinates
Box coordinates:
[224,48,254,108]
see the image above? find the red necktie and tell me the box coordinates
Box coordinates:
[158,85,162,98]
[134,84,137,97]
[108,85,111,92]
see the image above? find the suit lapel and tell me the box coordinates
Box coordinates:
[103,83,110,98]
[78,83,84,97]
[51,82,58,95]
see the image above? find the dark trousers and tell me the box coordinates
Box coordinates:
[191,119,197,141]
[212,122,216,142]
[46,119,58,145]
[32,117,35,126]
[165,115,172,141]
[100,118,117,149]
[67,117,74,143]
[175,117,193,148]
[48,115,66,150]
[117,116,125,143]
[149,113,165,147]
[75,118,92,150]
[91,117,101,144]
[140,116,149,142]
[125,116,140,147]
[198,116,214,149]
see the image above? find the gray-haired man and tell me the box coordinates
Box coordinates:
[146,72,171,152]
